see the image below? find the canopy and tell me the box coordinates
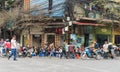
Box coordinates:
[73,21,105,26]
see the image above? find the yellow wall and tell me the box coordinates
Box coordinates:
[114,27,120,35]
[113,26,120,44]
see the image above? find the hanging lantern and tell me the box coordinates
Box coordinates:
[62,28,65,34]
[89,5,92,11]
[67,17,70,21]
[69,21,72,26]
[65,26,68,31]
[56,28,62,34]
[84,4,87,9]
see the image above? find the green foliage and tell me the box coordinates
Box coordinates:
[7,0,14,5]
[90,0,120,20]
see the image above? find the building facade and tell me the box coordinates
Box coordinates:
[21,0,66,47]
[67,0,120,47]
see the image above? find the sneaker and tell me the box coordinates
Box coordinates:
[14,59,17,61]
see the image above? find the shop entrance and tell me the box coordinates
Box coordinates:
[96,34,109,46]
[46,34,55,45]
[32,34,42,47]
[84,34,89,47]
[115,35,120,46]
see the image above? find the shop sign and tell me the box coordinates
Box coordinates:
[101,29,107,32]
[34,34,40,37]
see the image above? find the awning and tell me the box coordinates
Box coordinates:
[101,19,119,23]
[80,17,96,21]
[73,21,105,26]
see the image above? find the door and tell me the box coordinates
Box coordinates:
[84,34,89,47]
[115,35,120,46]
[96,34,109,46]
[47,35,55,45]
[32,34,42,47]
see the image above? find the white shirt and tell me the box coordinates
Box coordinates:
[103,44,109,52]
[59,49,62,53]
[11,39,17,49]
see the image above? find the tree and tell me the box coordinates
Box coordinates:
[90,0,120,21]
[0,0,21,29]
[0,0,66,31]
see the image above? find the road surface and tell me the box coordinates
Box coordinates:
[0,57,120,72]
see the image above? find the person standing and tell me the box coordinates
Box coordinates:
[0,38,5,57]
[8,35,17,61]
[103,41,109,59]
[63,40,69,59]
[5,39,11,56]
[108,43,114,59]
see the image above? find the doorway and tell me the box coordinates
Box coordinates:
[47,34,55,45]
[32,34,42,47]
[84,34,89,47]
[96,34,109,46]
[115,35,120,46]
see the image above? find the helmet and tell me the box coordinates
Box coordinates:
[6,39,9,42]
[109,43,112,45]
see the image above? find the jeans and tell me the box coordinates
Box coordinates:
[50,51,54,57]
[9,49,17,60]
[60,51,67,59]
[69,52,75,59]
[45,51,48,56]
[39,52,44,57]
[0,47,5,56]
[103,52,108,59]
[2,48,5,55]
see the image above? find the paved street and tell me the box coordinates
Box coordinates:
[0,57,120,72]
